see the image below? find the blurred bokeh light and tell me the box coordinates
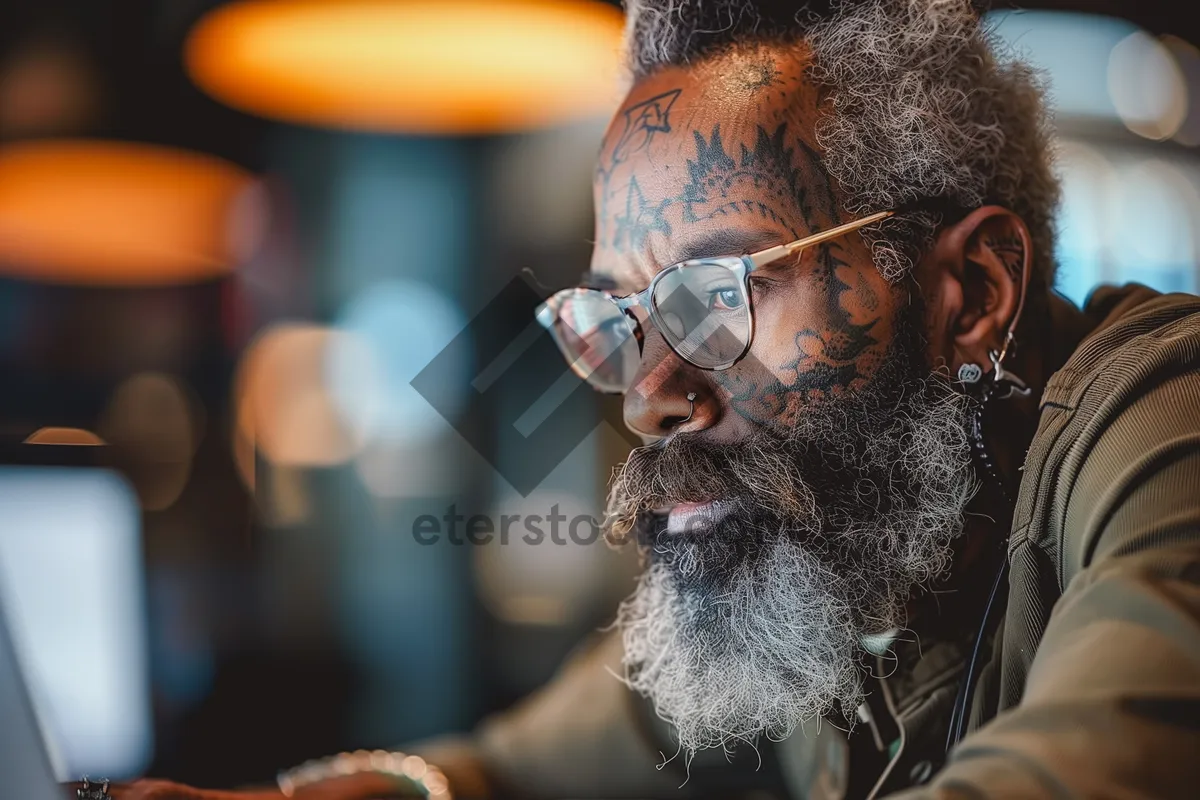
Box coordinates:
[185,0,626,134]
[23,428,106,446]
[0,140,264,286]
[327,279,468,449]
[98,373,204,511]
[1163,34,1200,147]
[989,9,1200,303]
[1108,30,1187,140]
[0,33,99,137]
[473,490,611,627]
[234,323,369,474]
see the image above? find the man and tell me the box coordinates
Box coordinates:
[99,0,1200,798]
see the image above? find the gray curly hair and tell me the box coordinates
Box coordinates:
[623,0,1060,295]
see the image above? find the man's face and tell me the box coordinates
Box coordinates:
[592,48,899,436]
[592,47,978,753]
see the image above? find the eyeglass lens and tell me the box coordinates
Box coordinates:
[549,261,751,392]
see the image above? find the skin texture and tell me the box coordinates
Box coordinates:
[591,44,1041,464]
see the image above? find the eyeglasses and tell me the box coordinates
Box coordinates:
[536,210,894,393]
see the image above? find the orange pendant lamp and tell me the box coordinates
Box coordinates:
[184,0,626,135]
[0,139,261,286]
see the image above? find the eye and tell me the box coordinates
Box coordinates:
[708,286,745,311]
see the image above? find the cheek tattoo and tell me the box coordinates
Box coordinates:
[715,242,890,427]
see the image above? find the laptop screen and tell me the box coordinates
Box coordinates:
[0,466,153,781]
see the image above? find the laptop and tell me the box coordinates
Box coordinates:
[0,595,69,800]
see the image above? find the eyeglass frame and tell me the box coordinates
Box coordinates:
[538,209,895,392]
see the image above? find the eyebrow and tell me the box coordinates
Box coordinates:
[668,227,790,263]
[581,227,792,293]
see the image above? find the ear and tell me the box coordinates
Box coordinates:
[921,206,1031,377]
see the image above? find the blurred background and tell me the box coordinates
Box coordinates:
[0,0,1197,789]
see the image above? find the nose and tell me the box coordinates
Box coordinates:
[622,331,712,439]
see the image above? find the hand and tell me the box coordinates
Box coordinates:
[64,774,421,800]
[65,781,278,800]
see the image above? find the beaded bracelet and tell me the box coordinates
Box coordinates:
[276,750,452,799]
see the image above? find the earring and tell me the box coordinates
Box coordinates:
[962,330,1028,507]
[988,331,1031,400]
[957,363,983,384]
[957,332,1030,399]
[682,391,697,423]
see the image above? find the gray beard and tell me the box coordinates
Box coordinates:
[606,327,978,756]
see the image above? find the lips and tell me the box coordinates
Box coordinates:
[666,499,735,535]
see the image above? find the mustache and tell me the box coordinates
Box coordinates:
[603,431,821,546]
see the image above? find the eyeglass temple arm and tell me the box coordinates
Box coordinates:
[746,210,895,270]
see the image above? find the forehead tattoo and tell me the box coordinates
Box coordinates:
[596,81,842,263]
[608,88,683,169]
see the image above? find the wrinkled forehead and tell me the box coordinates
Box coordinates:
[590,45,839,288]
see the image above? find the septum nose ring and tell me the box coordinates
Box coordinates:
[682,392,697,423]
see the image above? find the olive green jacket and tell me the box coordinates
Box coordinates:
[416,285,1200,800]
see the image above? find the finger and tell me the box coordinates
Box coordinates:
[107,780,190,800]
[103,780,216,800]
